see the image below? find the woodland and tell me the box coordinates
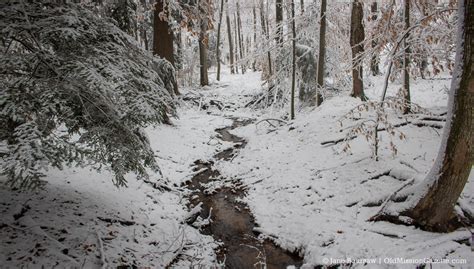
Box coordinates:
[0,0,473,268]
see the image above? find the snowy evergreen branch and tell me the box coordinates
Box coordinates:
[0,1,177,188]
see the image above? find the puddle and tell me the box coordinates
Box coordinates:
[185,118,303,268]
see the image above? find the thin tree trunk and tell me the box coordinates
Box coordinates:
[370,2,380,76]
[260,0,272,76]
[290,0,296,119]
[402,0,411,114]
[276,0,283,44]
[252,2,257,71]
[300,0,304,14]
[316,0,326,106]
[350,0,366,100]
[233,13,240,74]
[216,0,225,81]
[225,0,235,74]
[236,1,245,73]
[140,0,149,51]
[143,27,149,51]
[153,0,179,94]
[199,0,209,86]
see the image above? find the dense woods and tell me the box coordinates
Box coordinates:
[0,0,472,267]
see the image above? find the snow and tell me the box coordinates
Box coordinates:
[0,109,234,268]
[212,69,473,267]
[1,66,472,268]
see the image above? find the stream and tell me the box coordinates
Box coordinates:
[185,118,303,268]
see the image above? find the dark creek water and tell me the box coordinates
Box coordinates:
[186,119,303,268]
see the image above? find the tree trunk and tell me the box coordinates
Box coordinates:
[153,0,174,65]
[401,0,474,232]
[350,0,366,100]
[402,0,411,114]
[216,0,224,81]
[252,3,257,71]
[153,0,179,95]
[300,0,304,14]
[225,0,235,74]
[199,0,209,86]
[233,13,240,74]
[316,0,326,106]
[260,0,272,76]
[276,0,283,44]
[143,27,149,51]
[290,0,296,119]
[236,1,245,74]
[372,0,474,232]
[370,2,380,76]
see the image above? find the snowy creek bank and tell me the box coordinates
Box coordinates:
[183,118,303,268]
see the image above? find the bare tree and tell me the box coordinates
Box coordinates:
[252,2,257,71]
[370,2,380,75]
[199,0,209,86]
[236,0,245,73]
[402,0,411,114]
[350,0,366,100]
[276,0,283,44]
[216,0,225,81]
[316,0,326,106]
[290,0,296,119]
[226,0,235,74]
[233,13,240,74]
[260,0,272,76]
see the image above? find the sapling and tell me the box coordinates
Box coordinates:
[338,95,429,160]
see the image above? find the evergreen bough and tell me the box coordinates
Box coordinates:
[0,1,176,189]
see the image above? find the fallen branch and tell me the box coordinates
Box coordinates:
[255,118,288,128]
[321,119,444,146]
[360,170,391,184]
[369,179,416,222]
[97,216,135,226]
[96,231,107,269]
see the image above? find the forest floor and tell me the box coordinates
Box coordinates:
[0,68,473,268]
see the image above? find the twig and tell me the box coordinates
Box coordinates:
[255,118,287,127]
[96,231,107,269]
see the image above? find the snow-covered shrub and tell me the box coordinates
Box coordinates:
[0,1,176,188]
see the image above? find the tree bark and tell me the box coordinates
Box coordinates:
[372,0,474,232]
[402,0,411,114]
[225,0,235,74]
[401,0,474,232]
[276,0,283,44]
[252,3,257,71]
[370,2,380,76]
[153,0,174,65]
[199,0,209,86]
[260,0,272,76]
[216,0,224,81]
[236,1,245,74]
[290,0,296,119]
[316,0,326,106]
[233,13,240,74]
[350,0,366,100]
[153,0,179,94]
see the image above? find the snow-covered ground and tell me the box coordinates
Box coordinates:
[0,109,234,268]
[212,70,473,268]
[1,67,472,268]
